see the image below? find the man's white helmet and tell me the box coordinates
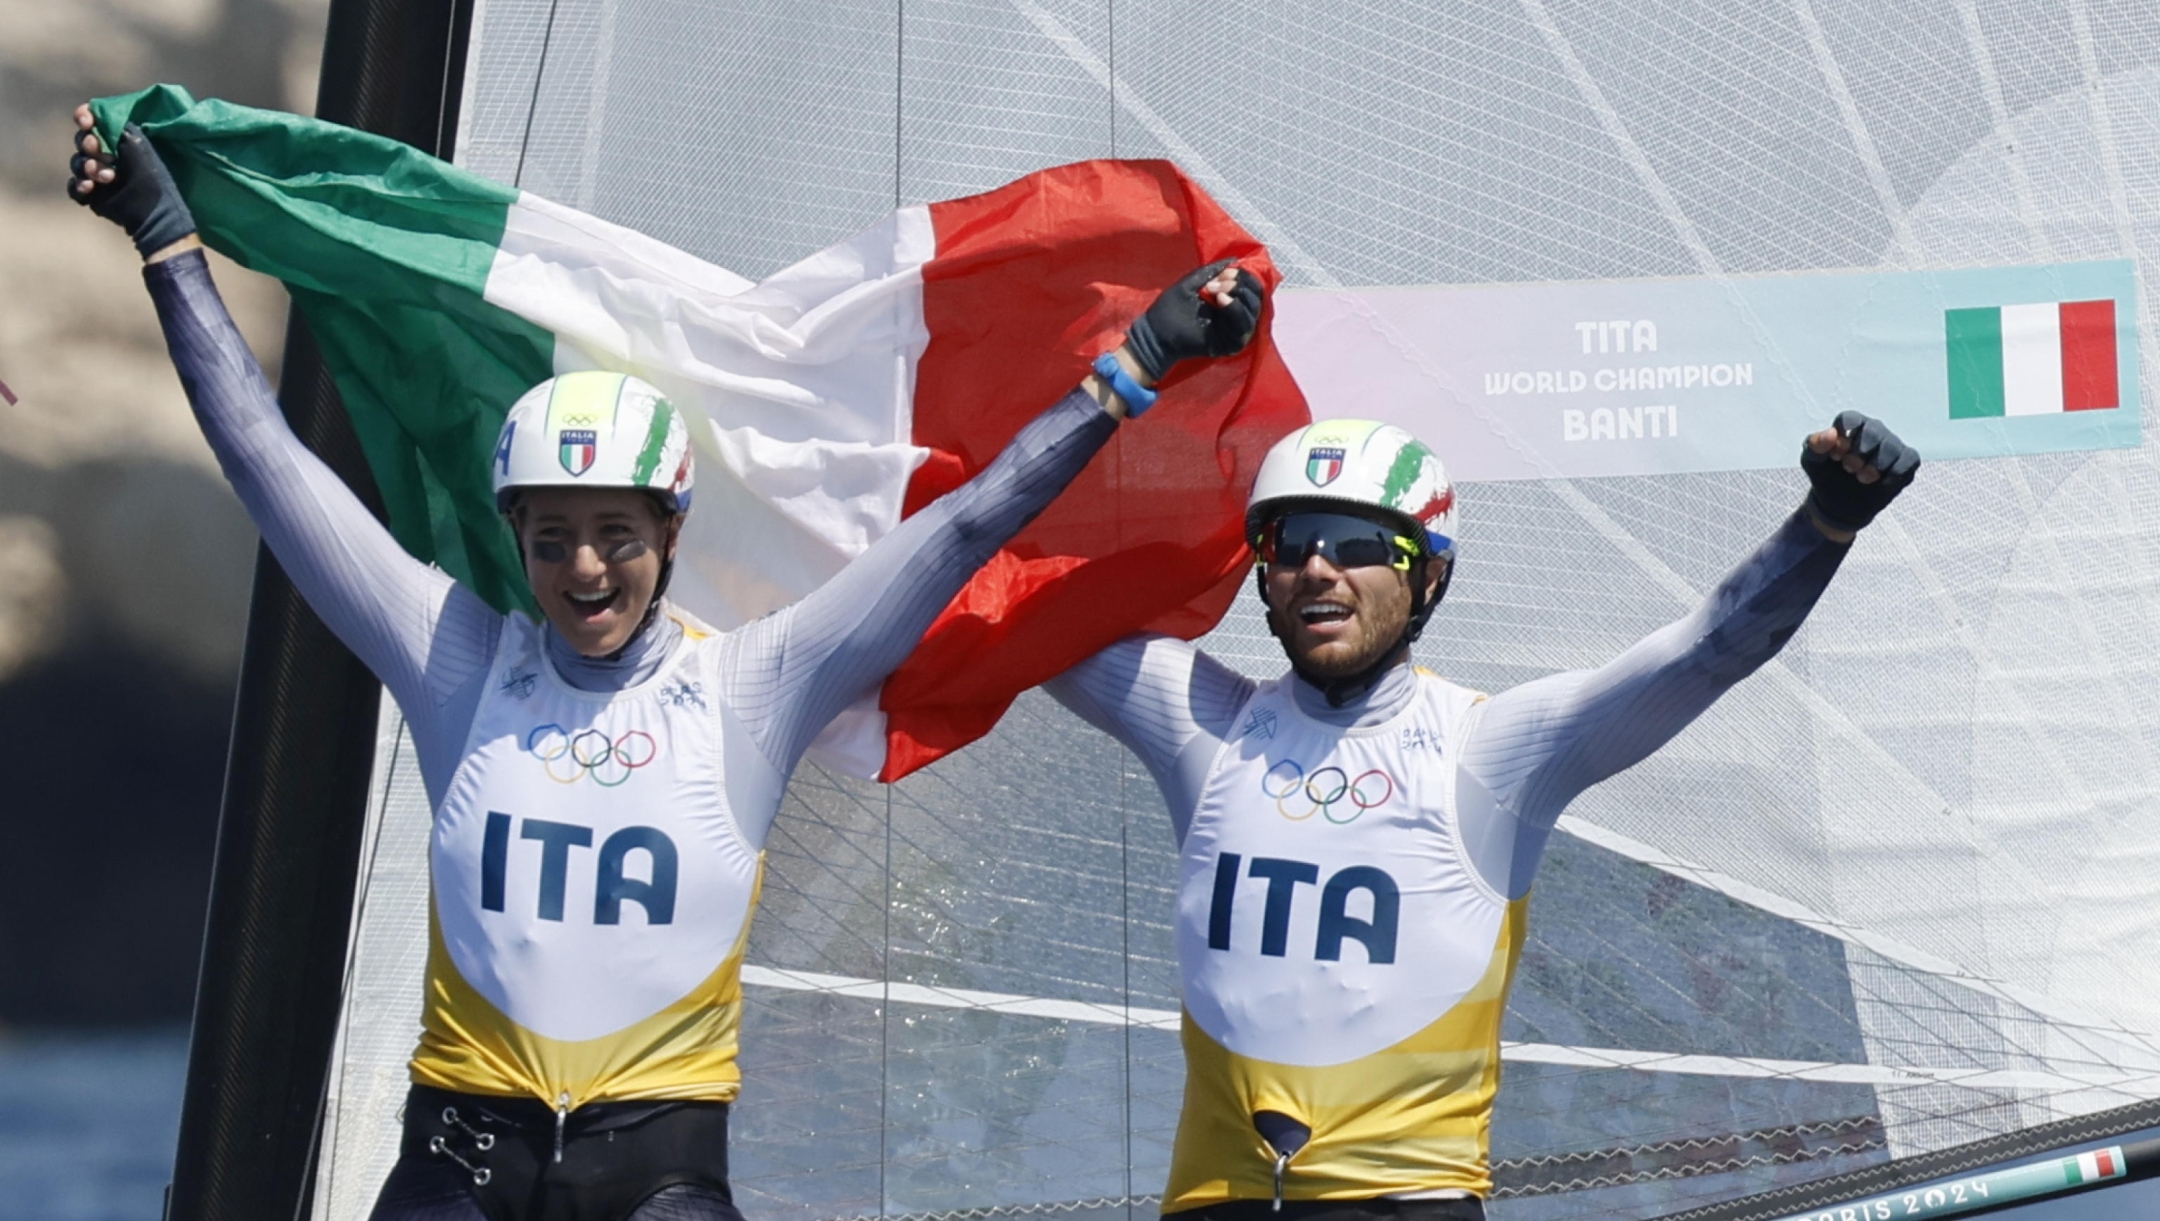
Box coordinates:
[1245,418,1456,560]
[491,371,694,514]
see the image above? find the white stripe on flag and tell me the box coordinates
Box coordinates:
[2002,301,2065,416]
[481,194,943,775]
[483,194,938,622]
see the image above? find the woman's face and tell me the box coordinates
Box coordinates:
[514,487,679,656]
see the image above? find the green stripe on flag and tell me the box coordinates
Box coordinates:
[632,398,676,487]
[1946,306,2007,419]
[92,84,553,614]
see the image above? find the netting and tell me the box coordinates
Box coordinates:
[315,2,2160,1218]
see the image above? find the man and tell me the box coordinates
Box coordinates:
[1049,415,1918,1219]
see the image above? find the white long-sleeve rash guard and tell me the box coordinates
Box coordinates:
[147,249,1120,848]
[1045,507,1849,899]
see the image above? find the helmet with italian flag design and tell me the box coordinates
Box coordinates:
[1244,418,1457,563]
[491,370,694,515]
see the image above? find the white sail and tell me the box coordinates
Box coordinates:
[317,2,2160,1218]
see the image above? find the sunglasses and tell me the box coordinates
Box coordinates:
[1255,512,1417,572]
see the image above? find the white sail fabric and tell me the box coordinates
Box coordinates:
[316,2,2160,1219]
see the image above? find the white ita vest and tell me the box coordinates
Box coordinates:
[414,613,764,1105]
[1166,669,1527,1207]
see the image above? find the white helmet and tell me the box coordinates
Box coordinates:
[1245,419,1456,561]
[1247,419,1459,703]
[491,371,694,514]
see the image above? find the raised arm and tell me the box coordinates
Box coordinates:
[720,385,1120,783]
[75,115,498,736]
[1456,414,1920,899]
[1045,635,1256,839]
[720,261,1269,836]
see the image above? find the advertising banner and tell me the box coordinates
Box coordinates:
[1275,261,2141,481]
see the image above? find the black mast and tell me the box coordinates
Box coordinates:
[164,2,475,1218]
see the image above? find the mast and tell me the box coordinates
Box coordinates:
[163,2,474,1217]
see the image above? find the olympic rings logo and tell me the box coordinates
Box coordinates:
[1261,760,1395,824]
[526,724,658,786]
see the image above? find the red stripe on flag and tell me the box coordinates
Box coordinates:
[2097,1148,2117,1177]
[877,159,1309,780]
[2059,299,2118,411]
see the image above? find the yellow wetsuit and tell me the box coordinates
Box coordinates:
[414,613,767,1107]
[1167,671,1522,1207]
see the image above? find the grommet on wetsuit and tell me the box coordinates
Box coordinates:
[383,1084,744,1221]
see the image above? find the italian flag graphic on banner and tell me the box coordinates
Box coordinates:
[1946,299,2120,418]
[92,85,1308,781]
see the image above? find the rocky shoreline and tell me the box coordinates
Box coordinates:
[0,0,326,1026]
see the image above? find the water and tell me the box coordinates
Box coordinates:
[0,1028,185,1221]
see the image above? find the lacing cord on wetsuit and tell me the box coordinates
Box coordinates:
[389,1085,742,1220]
[428,1106,496,1186]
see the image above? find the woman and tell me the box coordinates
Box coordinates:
[71,111,1266,1221]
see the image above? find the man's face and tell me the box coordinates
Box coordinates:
[515,487,678,657]
[1260,511,1444,679]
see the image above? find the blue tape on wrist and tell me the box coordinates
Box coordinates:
[1093,351,1159,417]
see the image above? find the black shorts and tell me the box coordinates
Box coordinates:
[1165,1199,1486,1221]
[366,1084,743,1221]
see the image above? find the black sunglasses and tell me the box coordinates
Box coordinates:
[1255,512,1416,572]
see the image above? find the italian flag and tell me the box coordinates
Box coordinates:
[93,85,1307,780]
[1946,299,2120,418]
[2065,1146,2126,1185]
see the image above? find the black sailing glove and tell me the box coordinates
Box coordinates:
[72,123,197,259]
[1123,258,1268,381]
[1801,410,1920,533]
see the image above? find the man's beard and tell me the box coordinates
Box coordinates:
[1269,601,1411,678]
